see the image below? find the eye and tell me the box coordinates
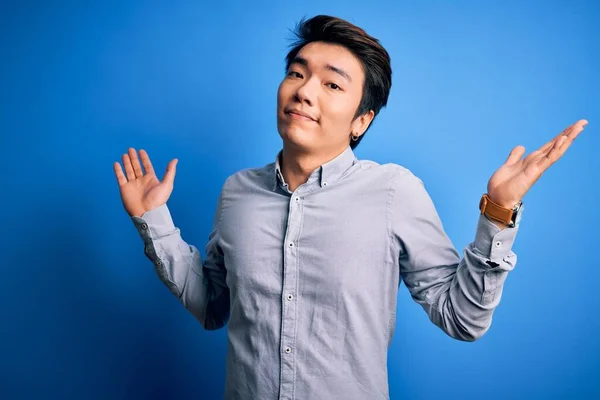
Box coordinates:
[327,83,341,90]
[287,70,303,78]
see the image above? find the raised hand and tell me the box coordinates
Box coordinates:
[113,148,178,217]
[486,119,588,209]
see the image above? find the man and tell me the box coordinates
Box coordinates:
[113,15,587,400]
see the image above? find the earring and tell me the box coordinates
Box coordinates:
[351,133,359,142]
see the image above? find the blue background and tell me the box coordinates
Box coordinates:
[2,1,599,399]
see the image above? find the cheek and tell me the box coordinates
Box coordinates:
[277,81,290,106]
[277,81,295,103]
[276,84,284,106]
[321,97,354,131]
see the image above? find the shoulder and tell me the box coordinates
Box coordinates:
[221,162,275,194]
[360,161,431,209]
[356,158,424,187]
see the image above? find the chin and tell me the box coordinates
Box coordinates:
[279,125,317,151]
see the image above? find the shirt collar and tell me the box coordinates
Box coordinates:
[272,146,358,191]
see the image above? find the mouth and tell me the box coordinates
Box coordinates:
[285,108,317,122]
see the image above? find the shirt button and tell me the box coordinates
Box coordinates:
[295,196,300,202]
[494,241,502,247]
[287,294,293,301]
[155,260,163,266]
[322,181,328,186]
[285,347,292,353]
[141,223,148,229]
[289,242,294,247]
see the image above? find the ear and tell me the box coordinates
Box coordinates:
[350,110,375,138]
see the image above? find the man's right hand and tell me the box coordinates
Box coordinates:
[113,148,178,217]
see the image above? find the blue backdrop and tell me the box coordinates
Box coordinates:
[2,1,599,399]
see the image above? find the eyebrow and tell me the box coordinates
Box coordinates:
[290,56,353,83]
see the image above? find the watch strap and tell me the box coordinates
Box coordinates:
[479,194,515,226]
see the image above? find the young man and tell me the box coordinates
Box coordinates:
[113,15,587,400]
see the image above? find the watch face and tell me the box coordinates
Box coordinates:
[515,203,524,226]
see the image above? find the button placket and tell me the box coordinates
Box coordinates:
[279,191,303,398]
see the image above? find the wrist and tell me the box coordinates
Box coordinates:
[479,193,524,229]
[129,208,147,218]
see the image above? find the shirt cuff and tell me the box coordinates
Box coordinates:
[131,203,177,242]
[472,213,519,264]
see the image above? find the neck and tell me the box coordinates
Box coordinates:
[280,143,347,192]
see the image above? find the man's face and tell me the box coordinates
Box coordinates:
[277,41,372,153]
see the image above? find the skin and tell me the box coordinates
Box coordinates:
[486,118,588,229]
[276,41,374,192]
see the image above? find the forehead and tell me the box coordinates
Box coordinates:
[294,41,364,80]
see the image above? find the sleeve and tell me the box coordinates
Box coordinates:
[131,190,230,330]
[391,169,520,341]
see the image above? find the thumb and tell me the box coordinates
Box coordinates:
[505,145,525,165]
[162,158,178,184]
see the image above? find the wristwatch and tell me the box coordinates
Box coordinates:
[479,193,524,228]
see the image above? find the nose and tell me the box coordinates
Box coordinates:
[293,77,317,106]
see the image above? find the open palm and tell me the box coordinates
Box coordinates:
[487,119,588,208]
[113,148,178,217]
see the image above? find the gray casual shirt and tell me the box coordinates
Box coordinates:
[131,145,520,400]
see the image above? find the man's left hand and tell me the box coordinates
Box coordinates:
[486,119,588,209]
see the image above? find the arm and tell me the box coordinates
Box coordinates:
[131,192,230,331]
[392,170,519,341]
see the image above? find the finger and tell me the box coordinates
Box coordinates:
[139,149,155,176]
[162,159,178,184]
[505,145,526,165]
[537,135,569,171]
[537,123,576,155]
[538,119,587,154]
[526,119,587,165]
[122,153,135,181]
[527,133,567,164]
[113,162,128,186]
[128,147,144,178]
[541,119,587,160]
[566,119,587,143]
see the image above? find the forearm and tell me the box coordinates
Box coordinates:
[419,214,519,341]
